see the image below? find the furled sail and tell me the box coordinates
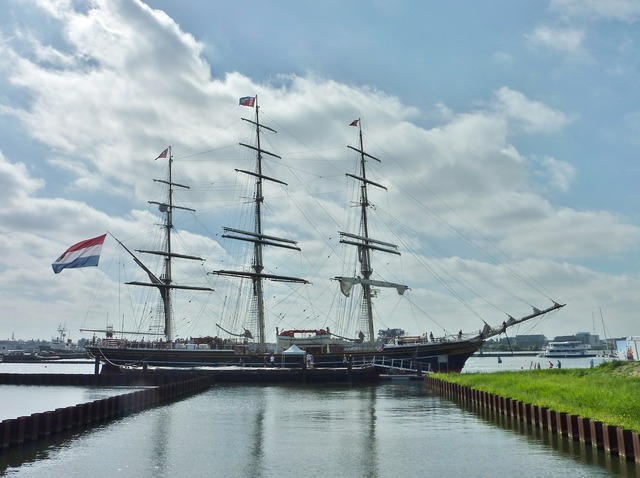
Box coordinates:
[337,277,409,297]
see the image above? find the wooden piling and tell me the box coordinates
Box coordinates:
[425,376,639,463]
[576,417,591,444]
[0,373,214,451]
[603,424,619,455]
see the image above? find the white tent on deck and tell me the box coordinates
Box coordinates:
[281,344,306,367]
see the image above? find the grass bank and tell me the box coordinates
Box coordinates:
[433,361,640,432]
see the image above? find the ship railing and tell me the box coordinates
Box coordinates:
[369,356,431,374]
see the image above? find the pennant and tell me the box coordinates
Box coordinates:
[52,234,107,274]
[349,119,359,127]
[239,96,256,107]
[155,148,169,160]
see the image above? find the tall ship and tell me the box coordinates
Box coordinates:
[85,98,564,373]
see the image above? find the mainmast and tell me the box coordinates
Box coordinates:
[336,120,409,344]
[211,97,308,351]
[123,147,213,342]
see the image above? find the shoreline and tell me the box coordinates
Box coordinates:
[429,361,640,462]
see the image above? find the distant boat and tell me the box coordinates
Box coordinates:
[0,350,54,363]
[0,324,88,362]
[39,323,88,359]
[539,341,596,358]
[84,99,564,373]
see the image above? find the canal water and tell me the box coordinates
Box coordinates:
[0,357,636,477]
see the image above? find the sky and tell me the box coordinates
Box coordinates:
[1,0,640,344]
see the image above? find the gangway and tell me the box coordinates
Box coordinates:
[369,356,430,376]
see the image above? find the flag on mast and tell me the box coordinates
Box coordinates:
[52,234,107,274]
[155,147,169,160]
[349,119,359,127]
[239,96,256,107]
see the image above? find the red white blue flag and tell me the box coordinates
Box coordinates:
[52,234,107,274]
[239,96,256,107]
[349,119,359,127]
[155,147,169,160]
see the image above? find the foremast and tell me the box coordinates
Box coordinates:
[335,120,409,344]
[119,147,213,342]
[211,97,308,351]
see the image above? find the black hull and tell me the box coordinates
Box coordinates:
[542,354,597,358]
[85,339,481,373]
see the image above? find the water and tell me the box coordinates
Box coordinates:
[0,358,635,477]
[0,385,145,421]
[463,354,609,373]
[0,361,126,420]
[0,361,95,375]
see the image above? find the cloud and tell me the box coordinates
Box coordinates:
[493,87,570,134]
[1,0,639,341]
[493,51,513,65]
[549,0,640,22]
[0,151,44,200]
[498,205,640,259]
[529,0,640,61]
[526,25,585,54]
[535,155,576,192]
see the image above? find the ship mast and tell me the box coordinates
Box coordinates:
[121,147,213,342]
[336,120,409,344]
[211,97,308,351]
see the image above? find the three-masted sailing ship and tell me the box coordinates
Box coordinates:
[86,98,564,372]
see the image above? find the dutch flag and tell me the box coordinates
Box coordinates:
[52,234,107,274]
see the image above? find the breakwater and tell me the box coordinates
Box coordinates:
[0,372,213,450]
[425,376,640,463]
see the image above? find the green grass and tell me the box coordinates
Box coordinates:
[433,361,640,432]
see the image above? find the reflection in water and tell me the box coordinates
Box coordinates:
[469,403,638,477]
[246,388,266,477]
[149,405,171,473]
[0,382,633,477]
[355,386,379,478]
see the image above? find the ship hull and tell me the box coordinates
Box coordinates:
[85,339,481,373]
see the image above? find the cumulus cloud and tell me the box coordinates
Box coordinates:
[530,0,640,61]
[526,25,585,54]
[493,51,513,65]
[549,0,640,22]
[499,205,640,259]
[0,0,639,340]
[537,156,576,192]
[493,87,570,134]
[0,152,44,200]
